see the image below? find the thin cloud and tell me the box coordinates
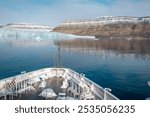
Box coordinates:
[0,0,149,26]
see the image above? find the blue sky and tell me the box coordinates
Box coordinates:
[0,0,149,26]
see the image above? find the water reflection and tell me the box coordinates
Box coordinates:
[0,39,150,99]
[54,39,150,60]
[55,39,150,53]
[2,40,53,47]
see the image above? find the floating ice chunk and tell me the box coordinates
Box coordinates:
[148,81,150,87]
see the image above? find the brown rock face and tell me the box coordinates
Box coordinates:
[53,16,150,39]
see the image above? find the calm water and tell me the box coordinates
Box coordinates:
[0,40,150,100]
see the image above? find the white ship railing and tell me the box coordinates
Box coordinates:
[67,69,119,100]
[0,67,119,100]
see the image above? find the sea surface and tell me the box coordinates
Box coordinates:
[0,39,150,100]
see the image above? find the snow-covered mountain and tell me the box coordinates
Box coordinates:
[61,16,150,25]
[1,23,53,32]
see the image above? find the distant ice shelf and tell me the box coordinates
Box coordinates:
[0,27,95,41]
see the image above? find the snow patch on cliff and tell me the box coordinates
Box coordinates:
[61,16,150,26]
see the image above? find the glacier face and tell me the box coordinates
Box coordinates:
[0,27,95,41]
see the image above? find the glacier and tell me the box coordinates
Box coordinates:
[0,27,95,41]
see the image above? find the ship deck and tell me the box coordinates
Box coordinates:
[0,77,99,100]
[0,68,119,100]
[0,77,65,100]
[19,77,65,100]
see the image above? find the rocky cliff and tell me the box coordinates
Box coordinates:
[53,16,150,39]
